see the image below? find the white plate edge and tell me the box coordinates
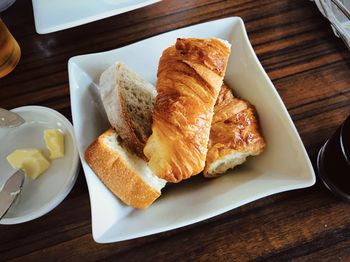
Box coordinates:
[0,106,80,225]
[33,0,161,34]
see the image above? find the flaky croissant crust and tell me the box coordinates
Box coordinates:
[144,38,231,183]
[204,84,266,175]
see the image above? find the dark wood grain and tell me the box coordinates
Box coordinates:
[1,0,350,261]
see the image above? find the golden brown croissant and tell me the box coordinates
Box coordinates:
[144,38,231,183]
[204,84,266,177]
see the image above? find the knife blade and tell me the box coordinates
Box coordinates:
[0,170,25,219]
[0,108,25,128]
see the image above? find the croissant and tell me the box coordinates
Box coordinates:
[144,38,231,183]
[204,83,266,177]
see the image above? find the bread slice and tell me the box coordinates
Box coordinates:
[85,128,166,209]
[99,62,156,158]
[204,84,266,177]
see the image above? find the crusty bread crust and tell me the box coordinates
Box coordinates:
[84,129,161,209]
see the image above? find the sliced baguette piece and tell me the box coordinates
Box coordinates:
[204,84,266,177]
[85,128,166,209]
[99,62,156,158]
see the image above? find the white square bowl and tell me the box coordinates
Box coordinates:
[68,17,316,243]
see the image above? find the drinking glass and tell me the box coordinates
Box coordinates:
[0,18,21,78]
[317,114,350,201]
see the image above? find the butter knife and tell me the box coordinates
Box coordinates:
[0,108,25,128]
[0,170,25,219]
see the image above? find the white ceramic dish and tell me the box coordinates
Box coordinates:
[32,0,161,34]
[68,17,316,243]
[0,106,79,224]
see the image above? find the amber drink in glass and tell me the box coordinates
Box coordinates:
[0,19,20,78]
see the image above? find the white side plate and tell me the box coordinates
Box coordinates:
[0,106,79,224]
[32,0,161,34]
[68,17,316,243]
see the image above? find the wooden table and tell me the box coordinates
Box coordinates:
[1,0,350,261]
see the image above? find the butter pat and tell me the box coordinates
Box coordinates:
[44,129,65,159]
[7,149,50,179]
